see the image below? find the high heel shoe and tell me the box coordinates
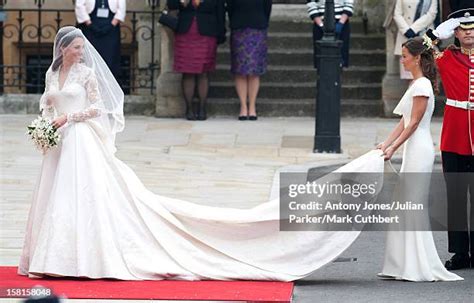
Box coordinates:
[238,107,248,121]
[445,253,471,270]
[197,103,207,121]
[248,106,257,120]
[185,105,195,121]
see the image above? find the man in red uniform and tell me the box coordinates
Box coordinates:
[426,7,474,270]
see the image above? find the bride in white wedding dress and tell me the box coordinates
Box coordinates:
[376,37,462,282]
[18,26,387,281]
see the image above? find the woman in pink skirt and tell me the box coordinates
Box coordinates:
[168,0,226,120]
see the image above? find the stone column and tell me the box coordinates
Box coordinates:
[381,0,408,116]
[361,0,386,33]
[155,22,183,117]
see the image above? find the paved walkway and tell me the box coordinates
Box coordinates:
[1,115,471,303]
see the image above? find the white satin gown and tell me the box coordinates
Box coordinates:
[18,63,392,281]
[378,77,462,282]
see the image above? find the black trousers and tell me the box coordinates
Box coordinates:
[442,151,474,255]
[312,21,351,69]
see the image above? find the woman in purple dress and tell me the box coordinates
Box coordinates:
[227,0,272,120]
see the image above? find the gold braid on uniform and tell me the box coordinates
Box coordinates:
[461,47,474,56]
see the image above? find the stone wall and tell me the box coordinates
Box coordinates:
[0,94,155,115]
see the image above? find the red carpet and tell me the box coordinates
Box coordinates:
[0,267,293,302]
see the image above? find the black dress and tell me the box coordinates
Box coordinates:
[78,0,121,79]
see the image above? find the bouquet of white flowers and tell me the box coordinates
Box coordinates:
[26,116,61,154]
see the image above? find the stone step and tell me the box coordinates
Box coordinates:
[208,82,382,100]
[212,65,385,84]
[0,94,155,115]
[221,33,385,50]
[267,19,367,34]
[206,4,386,118]
[205,98,383,117]
[217,49,386,67]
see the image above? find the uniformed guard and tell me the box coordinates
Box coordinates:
[425,7,474,270]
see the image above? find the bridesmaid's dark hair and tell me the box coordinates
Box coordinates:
[51,30,83,72]
[402,37,439,94]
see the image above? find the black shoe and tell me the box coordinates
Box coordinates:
[445,254,470,270]
[197,104,207,121]
[248,115,258,121]
[238,115,248,121]
[185,106,195,120]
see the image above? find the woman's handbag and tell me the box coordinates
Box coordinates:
[158,10,178,31]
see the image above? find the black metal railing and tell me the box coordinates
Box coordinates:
[0,0,161,95]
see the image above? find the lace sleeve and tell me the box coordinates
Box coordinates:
[67,70,102,122]
[40,71,55,119]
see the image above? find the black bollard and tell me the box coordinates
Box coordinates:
[313,0,342,153]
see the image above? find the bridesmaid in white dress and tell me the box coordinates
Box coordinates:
[377,37,462,282]
[19,26,390,281]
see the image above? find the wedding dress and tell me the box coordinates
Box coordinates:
[17,60,387,280]
[378,77,462,282]
[18,58,389,280]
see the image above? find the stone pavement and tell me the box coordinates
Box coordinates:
[0,115,472,303]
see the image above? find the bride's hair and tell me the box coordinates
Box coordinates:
[402,37,439,93]
[51,30,84,72]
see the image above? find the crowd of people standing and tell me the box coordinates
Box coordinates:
[166,0,272,121]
